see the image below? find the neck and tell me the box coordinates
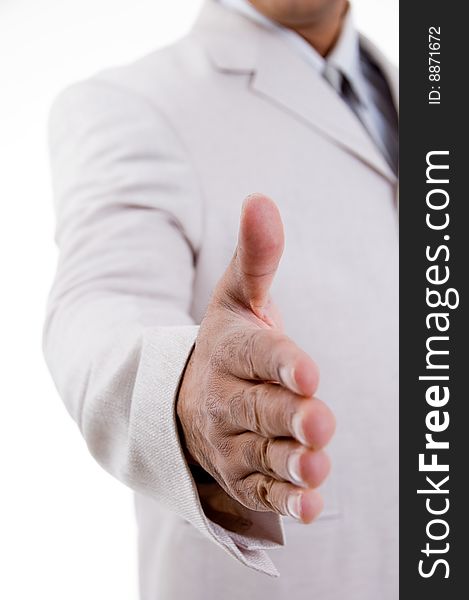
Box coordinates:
[286,2,348,57]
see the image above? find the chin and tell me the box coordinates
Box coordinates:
[248,0,347,27]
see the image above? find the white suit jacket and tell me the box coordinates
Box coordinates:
[44,1,399,598]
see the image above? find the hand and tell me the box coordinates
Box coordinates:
[177,194,335,523]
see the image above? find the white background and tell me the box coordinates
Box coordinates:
[0,1,398,598]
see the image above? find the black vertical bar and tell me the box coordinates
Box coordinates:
[400,2,467,597]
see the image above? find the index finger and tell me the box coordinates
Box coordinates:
[219,328,319,397]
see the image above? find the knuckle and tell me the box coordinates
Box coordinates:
[233,386,263,433]
[213,435,234,459]
[247,385,264,433]
[204,394,235,457]
[226,390,246,425]
[206,391,224,424]
[270,337,292,378]
[281,397,297,432]
[234,473,278,513]
[243,329,280,380]
[255,476,276,511]
[239,436,258,465]
[235,476,260,509]
[231,477,253,507]
[240,436,276,478]
[254,330,290,382]
[258,438,276,477]
[240,331,258,379]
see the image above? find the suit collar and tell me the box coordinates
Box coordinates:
[192,0,398,185]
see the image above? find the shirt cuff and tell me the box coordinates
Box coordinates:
[129,324,284,576]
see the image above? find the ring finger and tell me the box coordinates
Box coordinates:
[236,433,331,488]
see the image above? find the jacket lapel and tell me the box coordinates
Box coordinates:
[193,0,397,185]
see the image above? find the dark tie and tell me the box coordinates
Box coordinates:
[323,62,398,175]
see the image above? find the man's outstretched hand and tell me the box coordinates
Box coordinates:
[177,194,335,524]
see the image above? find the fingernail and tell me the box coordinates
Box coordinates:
[292,412,308,445]
[279,366,302,395]
[287,452,306,487]
[287,493,302,520]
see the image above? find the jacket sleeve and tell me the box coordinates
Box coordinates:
[44,77,284,576]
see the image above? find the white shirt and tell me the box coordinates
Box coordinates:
[219,0,398,172]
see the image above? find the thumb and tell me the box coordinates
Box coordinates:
[225,193,285,321]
